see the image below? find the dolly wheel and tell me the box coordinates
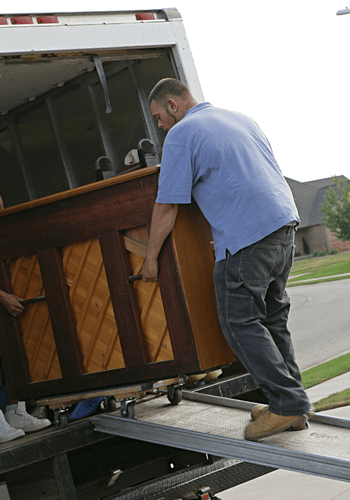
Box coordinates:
[105,396,117,412]
[167,386,182,406]
[54,411,68,429]
[120,401,135,419]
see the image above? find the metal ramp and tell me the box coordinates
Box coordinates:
[92,390,350,483]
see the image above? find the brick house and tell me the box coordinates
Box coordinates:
[285,176,350,257]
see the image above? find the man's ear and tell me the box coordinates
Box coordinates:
[167,98,177,113]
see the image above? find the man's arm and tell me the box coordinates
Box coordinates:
[142,202,178,282]
[0,290,25,317]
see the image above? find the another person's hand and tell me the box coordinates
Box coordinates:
[142,258,158,282]
[0,290,25,317]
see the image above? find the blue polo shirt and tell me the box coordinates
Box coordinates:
[156,102,300,261]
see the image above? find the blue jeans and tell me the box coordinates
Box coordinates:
[214,225,311,416]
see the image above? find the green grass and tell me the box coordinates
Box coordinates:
[301,352,350,389]
[290,251,350,276]
[288,251,350,285]
[290,260,350,281]
[313,388,350,412]
[301,353,350,412]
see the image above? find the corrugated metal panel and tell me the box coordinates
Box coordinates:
[92,393,350,482]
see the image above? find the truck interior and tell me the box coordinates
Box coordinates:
[0,49,177,208]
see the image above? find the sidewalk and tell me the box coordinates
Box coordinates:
[218,374,350,499]
[288,272,350,285]
[306,371,350,404]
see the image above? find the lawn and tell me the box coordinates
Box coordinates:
[288,251,350,284]
[301,352,350,412]
[301,352,350,390]
[312,388,350,412]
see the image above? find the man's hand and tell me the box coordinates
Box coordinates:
[142,258,158,282]
[0,290,25,317]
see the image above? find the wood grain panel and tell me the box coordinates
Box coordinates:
[99,231,148,368]
[37,247,83,378]
[126,245,174,363]
[0,168,159,260]
[8,255,62,382]
[62,238,125,373]
[171,201,235,370]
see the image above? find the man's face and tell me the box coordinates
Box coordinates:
[150,100,177,132]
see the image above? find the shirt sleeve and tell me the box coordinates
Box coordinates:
[156,143,193,204]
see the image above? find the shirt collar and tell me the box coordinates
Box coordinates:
[185,102,213,118]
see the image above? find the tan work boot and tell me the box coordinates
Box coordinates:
[251,404,268,421]
[245,409,307,441]
[251,404,312,431]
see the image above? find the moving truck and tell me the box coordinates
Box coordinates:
[0,9,235,419]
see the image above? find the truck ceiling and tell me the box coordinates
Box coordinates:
[0,51,165,115]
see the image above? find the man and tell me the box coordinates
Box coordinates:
[0,195,25,318]
[142,78,312,441]
[0,286,51,443]
[0,195,51,442]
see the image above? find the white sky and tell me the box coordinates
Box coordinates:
[4,0,350,183]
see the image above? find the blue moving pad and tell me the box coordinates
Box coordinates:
[67,397,104,421]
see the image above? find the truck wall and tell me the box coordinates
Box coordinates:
[0,11,204,208]
[0,55,176,207]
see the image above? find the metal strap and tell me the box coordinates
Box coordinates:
[92,54,113,114]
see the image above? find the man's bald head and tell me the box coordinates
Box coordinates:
[149,78,198,132]
[148,78,191,107]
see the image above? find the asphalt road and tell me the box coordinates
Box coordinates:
[288,278,350,371]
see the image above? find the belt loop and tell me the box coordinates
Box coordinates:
[286,221,298,234]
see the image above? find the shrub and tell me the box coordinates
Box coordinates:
[313,248,328,257]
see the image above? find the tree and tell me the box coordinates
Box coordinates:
[321,177,350,242]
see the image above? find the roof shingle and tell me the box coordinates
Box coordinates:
[285,176,349,228]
